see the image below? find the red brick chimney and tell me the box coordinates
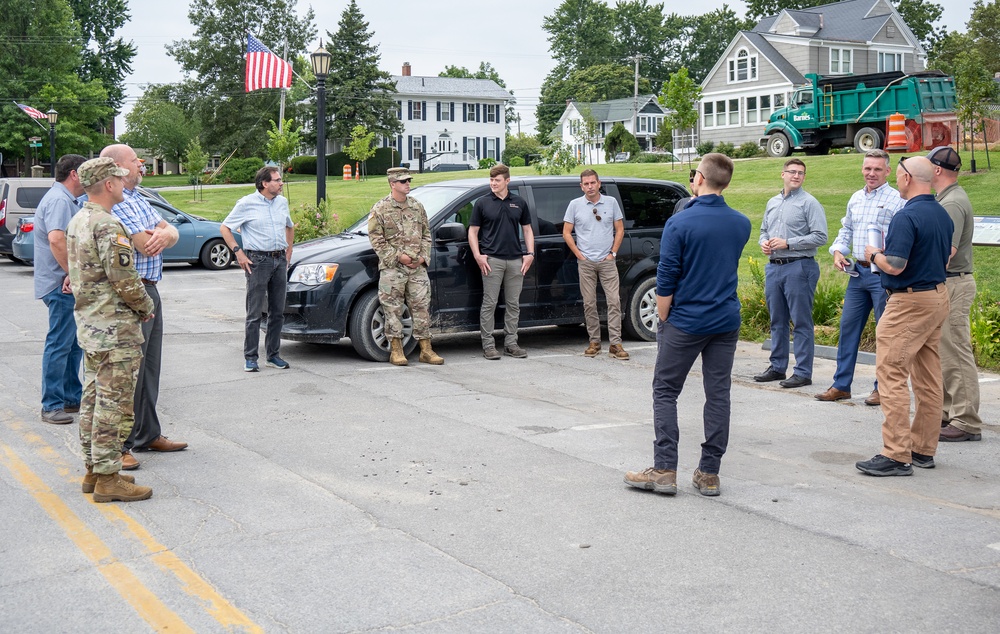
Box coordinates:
[402,62,411,76]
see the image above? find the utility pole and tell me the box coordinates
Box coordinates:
[278,39,289,133]
[628,54,644,142]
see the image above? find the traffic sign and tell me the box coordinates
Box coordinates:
[29,142,42,148]
[28,136,41,142]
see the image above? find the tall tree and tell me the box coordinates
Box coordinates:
[541,0,617,80]
[68,0,137,111]
[121,87,199,165]
[612,1,671,89]
[659,67,701,162]
[167,0,315,156]
[439,62,517,127]
[536,64,652,139]
[674,7,753,85]
[325,0,402,142]
[967,0,1000,74]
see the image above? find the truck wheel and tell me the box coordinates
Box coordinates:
[623,276,657,342]
[200,239,233,270]
[854,127,883,153]
[349,288,416,362]
[766,133,791,158]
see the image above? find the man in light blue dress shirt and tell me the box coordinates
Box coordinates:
[221,166,294,372]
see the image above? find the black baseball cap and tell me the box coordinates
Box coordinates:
[927,146,961,172]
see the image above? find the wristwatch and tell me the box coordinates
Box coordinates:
[232,245,242,253]
[525,251,534,256]
[611,251,617,258]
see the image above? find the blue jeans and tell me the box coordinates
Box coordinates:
[832,266,885,392]
[41,288,83,411]
[652,321,739,474]
[765,258,820,378]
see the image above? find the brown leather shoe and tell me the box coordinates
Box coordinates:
[145,436,188,452]
[121,451,140,470]
[815,387,851,401]
[864,389,880,406]
[939,424,982,442]
[584,341,601,357]
[608,344,630,360]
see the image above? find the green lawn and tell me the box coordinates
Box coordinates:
[155,152,1000,292]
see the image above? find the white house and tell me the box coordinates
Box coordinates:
[384,63,510,170]
[698,0,927,146]
[553,95,668,164]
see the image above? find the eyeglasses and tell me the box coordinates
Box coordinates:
[783,169,805,176]
[397,178,412,184]
[592,207,602,222]
[898,156,911,177]
[689,169,705,184]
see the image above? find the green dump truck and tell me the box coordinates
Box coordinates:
[761,71,958,157]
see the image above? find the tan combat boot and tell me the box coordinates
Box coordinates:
[92,473,152,503]
[82,465,134,493]
[418,339,444,365]
[389,338,408,366]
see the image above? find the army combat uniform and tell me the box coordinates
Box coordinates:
[67,200,154,478]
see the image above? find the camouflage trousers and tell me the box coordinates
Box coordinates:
[378,265,431,340]
[79,346,142,475]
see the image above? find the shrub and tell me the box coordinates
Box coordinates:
[739,256,770,341]
[509,156,525,167]
[478,157,497,170]
[715,142,736,157]
[218,157,264,184]
[971,290,1000,369]
[326,151,351,176]
[736,141,764,159]
[291,200,342,243]
[695,140,715,156]
[633,152,681,163]
[366,147,400,176]
[290,155,317,175]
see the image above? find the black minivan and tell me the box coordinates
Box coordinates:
[281,176,687,361]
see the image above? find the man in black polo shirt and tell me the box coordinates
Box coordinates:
[468,164,535,360]
[857,156,952,477]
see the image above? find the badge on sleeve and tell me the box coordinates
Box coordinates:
[116,234,131,248]
[116,249,132,268]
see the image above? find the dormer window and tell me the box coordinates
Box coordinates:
[728,48,758,83]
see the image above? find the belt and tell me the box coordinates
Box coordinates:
[245,249,285,257]
[141,278,157,286]
[885,283,944,295]
[946,271,972,278]
[856,259,870,267]
[769,256,813,265]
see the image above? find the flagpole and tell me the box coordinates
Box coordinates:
[279,39,288,133]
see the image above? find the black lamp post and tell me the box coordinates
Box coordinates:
[310,42,332,205]
[47,109,58,176]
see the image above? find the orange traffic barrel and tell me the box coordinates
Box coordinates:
[886,113,907,150]
[342,164,351,180]
[355,162,360,180]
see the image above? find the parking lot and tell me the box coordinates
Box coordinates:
[1,257,998,632]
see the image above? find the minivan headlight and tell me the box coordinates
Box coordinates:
[290,263,338,285]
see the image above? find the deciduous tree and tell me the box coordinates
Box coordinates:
[536,64,652,139]
[68,0,137,111]
[121,88,199,165]
[439,62,517,127]
[603,123,641,162]
[266,118,301,171]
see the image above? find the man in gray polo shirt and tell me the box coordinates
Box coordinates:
[562,169,628,360]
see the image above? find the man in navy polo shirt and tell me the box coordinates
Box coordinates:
[857,156,952,476]
[624,153,751,497]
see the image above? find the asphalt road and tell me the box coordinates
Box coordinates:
[1,258,998,633]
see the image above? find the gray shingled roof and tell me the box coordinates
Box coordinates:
[742,31,807,85]
[390,75,511,100]
[752,0,921,50]
[570,95,664,122]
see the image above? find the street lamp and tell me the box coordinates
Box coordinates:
[47,109,58,177]
[310,42,332,205]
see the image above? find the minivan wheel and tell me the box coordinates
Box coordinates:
[349,288,417,362]
[623,276,657,342]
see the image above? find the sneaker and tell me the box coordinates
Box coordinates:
[64,403,81,413]
[504,345,527,358]
[855,454,912,476]
[623,468,677,495]
[40,408,74,425]
[692,469,721,496]
[608,344,630,360]
[266,356,290,369]
[584,341,601,357]
[911,452,935,469]
[483,347,501,360]
[244,360,259,372]
[753,367,786,382]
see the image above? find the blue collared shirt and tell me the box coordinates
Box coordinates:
[830,182,902,259]
[759,187,828,258]
[223,191,292,251]
[33,181,83,298]
[112,187,164,281]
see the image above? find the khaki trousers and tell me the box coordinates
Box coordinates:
[941,274,982,433]
[875,285,949,463]
[578,258,622,345]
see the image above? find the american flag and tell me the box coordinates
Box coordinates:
[245,34,292,92]
[17,103,47,119]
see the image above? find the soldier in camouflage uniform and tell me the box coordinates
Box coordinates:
[368,168,443,366]
[66,158,155,502]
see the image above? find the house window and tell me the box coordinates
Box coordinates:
[436,134,452,152]
[441,102,451,121]
[569,119,581,135]
[485,104,498,123]
[396,101,402,119]
[412,101,422,120]
[774,93,785,108]
[878,51,902,72]
[729,99,739,125]
[703,101,714,127]
[728,47,757,83]
[638,117,648,133]
[466,103,476,120]
[600,122,607,137]
[486,138,497,160]
[412,136,422,158]
[466,137,477,159]
[747,97,758,124]
[830,48,852,74]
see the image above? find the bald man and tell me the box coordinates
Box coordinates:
[856,156,953,477]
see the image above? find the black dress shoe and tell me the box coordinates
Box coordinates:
[779,375,812,388]
[754,367,786,382]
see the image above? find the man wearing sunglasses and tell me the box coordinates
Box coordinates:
[857,156,952,476]
[562,169,628,360]
[755,159,828,389]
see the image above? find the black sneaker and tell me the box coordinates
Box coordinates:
[855,454,913,477]
[911,452,935,469]
[754,367,786,382]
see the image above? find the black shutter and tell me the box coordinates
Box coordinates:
[422,135,427,158]
[422,101,427,121]
[436,101,441,121]
[397,135,403,161]
[476,103,481,122]
[462,102,467,122]
[463,137,467,153]
[450,102,456,122]
[407,101,412,120]
[408,135,413,160]
[496,137,501,160]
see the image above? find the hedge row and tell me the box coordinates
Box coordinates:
[289,148,400,176]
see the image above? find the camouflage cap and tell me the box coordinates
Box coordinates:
[78,157,129,187]
[927,146,961,172]
[387,167,412,183]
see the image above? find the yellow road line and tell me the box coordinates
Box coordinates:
[0,442,194,633]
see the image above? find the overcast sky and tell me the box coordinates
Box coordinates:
[115,0,979,135]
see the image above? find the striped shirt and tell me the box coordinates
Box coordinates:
[222,191,292,251]
[829,182,903,259]
[112,188,164,281]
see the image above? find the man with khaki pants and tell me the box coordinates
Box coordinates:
[562,169,628,360]
[927,146,983,442]
[857,156,953,476]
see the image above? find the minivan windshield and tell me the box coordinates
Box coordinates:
[345,184,473,234]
